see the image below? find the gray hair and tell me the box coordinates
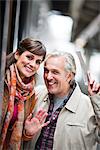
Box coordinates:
[45,50,76,75]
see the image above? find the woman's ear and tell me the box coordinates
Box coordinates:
[14,50,20,60]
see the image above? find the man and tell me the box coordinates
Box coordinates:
[24,51,100,150]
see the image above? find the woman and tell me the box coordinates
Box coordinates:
[0,38,48,150]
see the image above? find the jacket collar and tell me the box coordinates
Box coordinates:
[44,83,82,113]
[64,83,81,113]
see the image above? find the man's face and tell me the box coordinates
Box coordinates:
[44,56,70,97]
[15,51,43,78]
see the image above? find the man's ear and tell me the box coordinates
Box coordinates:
[14,50,20,60]
[66,72,73,83]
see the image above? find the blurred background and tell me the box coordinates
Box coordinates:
[0,1,100,148]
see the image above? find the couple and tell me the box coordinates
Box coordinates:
[0,38,100,150]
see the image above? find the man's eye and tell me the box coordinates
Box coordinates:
[53,71,59,74]
[44,68,48,73]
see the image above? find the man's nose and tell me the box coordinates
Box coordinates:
[47,72,53,80]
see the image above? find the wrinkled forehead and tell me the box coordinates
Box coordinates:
[44,55,66,69]
[45,55,65,63]
[44,53,76,74]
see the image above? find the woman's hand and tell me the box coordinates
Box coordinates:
[88,72,100,96]
[24,109,50,136]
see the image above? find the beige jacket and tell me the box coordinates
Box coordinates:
[23,84,100,150]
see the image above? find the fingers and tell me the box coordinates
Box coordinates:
[87,72,100,95]
[87,72,94,86]
[92,82,99,92]
[35,94,38,101]
[39,112,48,124]
[35,109,46,117]
[26,113,32,121]
[24,110,49,136]
[41,121,50,128]
[35,109,47,122]
[34,109,49,128]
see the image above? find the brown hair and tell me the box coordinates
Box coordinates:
[6,38,46,69]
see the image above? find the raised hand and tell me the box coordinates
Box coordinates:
[24,109,50,136]
[87,72,100,96]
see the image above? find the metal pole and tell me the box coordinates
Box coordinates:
[75,14,100,48]
[0,0,10,124]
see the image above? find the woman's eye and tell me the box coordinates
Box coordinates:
[26,55,33,60]
[36,60,41,65]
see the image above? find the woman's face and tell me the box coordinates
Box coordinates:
[15,51,43,78]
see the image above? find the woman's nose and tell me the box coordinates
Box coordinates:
[30,61,36,68]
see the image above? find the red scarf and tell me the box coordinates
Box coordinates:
[0,64,35,150]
